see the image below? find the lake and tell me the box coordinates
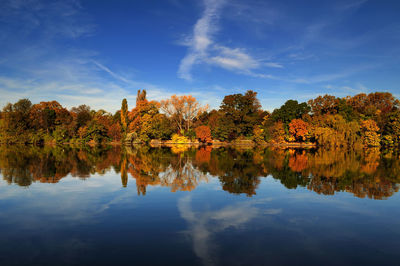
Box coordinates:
[0,145,400,265]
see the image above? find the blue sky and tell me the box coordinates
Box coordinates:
[1,0,399,112]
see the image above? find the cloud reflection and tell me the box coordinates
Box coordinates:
[178,195,281,265]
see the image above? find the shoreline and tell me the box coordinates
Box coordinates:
[0,141,318,148]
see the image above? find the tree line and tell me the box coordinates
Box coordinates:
[0,89,399,148]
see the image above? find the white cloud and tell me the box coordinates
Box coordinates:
[177,0,281,81]
[208,46,259,71]
[264,62,284,68]
[178,0,225,80]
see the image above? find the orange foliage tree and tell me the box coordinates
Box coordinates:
[195,125,212,143]
[29,101,72,132]
[108,123,122,141]
[289,119,309,142]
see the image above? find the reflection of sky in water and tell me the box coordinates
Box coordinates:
[1,170,400,265]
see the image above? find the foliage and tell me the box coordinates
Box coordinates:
[127,98,173,142]
[160,95,207,133]
[311,114,361,148]
[253,126,265,144]
[147,113,174,140]
[121,98,128,133]
[361,119,381,147]
[1,90,400,148]
[215,90,264,140]
[271,100,310,126]
[171,134,190,144]
[195,125,212,143]
[270,122,286,144]
[289,119,309,142]
[71,105,91,130]
[382,110,400,146]
[108,123,122,141]
[308,95,338,116]
[136,90,147,105]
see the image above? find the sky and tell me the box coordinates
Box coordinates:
[1,0,399,112]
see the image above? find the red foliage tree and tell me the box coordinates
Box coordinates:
[108,123,122,141]
[195,125,212,143]
[289,119,309,142]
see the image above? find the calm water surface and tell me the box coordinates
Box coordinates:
[1,145,400,265]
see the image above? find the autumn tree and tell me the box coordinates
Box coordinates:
[253,126,265,144]
[108,123,122,141]
[308,95,338,116]
[160,95,207,134]
[382,110,400,146]
[85,110,113,142]
[128,92,174,142]
[195,125,212,143]
[1,99,32,131]
[30,101,72,133]
[361,119,381,147]
[311,114,360,148]
[121,98,128,133]
[271,100,310,126]
[71,105,92,130]
[347,92,399,117]
[0,99,32,143]
[136,89,147,105]
[270,121,286,144]
[216,90,264,140]
[289,119,309,142]
[128,99,160,142]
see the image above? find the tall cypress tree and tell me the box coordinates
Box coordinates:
[121,98,128,133]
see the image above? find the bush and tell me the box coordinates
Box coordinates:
[171,134,190,144]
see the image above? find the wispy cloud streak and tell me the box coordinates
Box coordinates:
[178,0,281,81]
[178,0,225,80]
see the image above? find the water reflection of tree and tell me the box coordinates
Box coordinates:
[209,148,264,196]
[262,148,309,189]
[1,145,400,199]
[124,146,208,194]
[124,146,170,195]
[263,148,400,199]
[0,145,120,186]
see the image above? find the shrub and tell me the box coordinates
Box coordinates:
[171,134,190,144]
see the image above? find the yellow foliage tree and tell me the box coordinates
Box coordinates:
[361,119,381,147]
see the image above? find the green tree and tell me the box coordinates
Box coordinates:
[71,105,92,130]
[382,111,400,146]
[217,90,264,140]
[271,100,310,127]
[0,99,32,143]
